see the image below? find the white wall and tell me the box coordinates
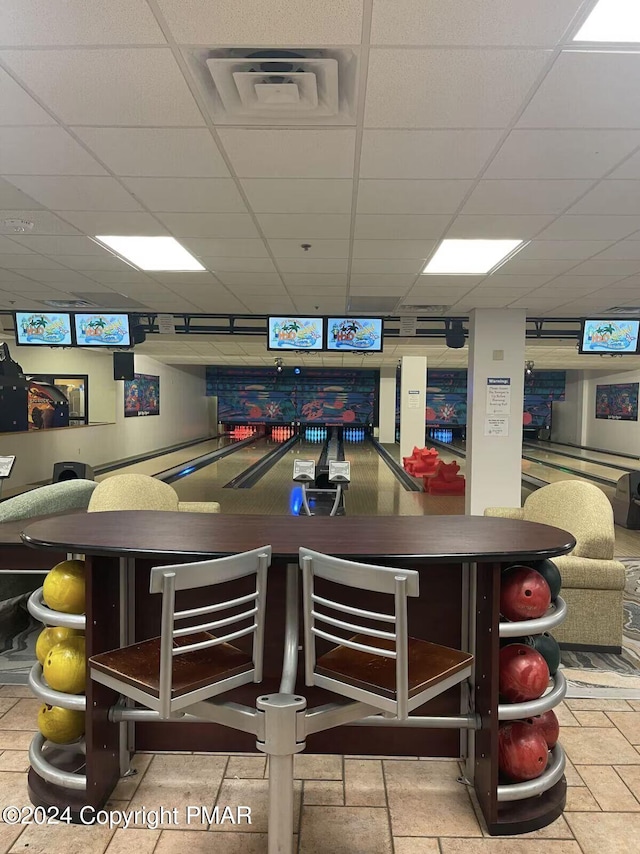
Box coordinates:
[0,347,210,489]
[582,367,640,454]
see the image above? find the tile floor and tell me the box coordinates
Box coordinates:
[2,686,640,853]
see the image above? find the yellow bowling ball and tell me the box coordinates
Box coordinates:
[43,637,86,695]
[37,704,85,744]
[42,560,85,614]
[36,626,84,666]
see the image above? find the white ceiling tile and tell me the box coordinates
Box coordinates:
[218,129,356,179]
[0,253,64,269]
[351,259,424,275]
[371,0,584,46]
[361,130,503,179]
[59,211,167,236]
[0,209,80,235]
[353,239,437,259]
[537,216,640,241]
[8,235,110,255]
[6,268,98,286]
[594,241,640,260]
[350,274,416,288]
[479,274,553,288]
[149,272,220,287]
[180,238,268,258]
[214,272,283,287]
[0,235,32,254]
[608,149,640,180]
[0,127,106,175]
[237,299,297,313]
[568,181,640,216]
[196,258,276,274]
[121,178,247,213]
[515,240,616,260]
[356,180,472,215]
[294,298,347,312]
[281,273,348,287]
[547,275,627,289]
[0,49,203,126]
[276,258,348,274]
[445,214,552,239]
[519,51,640,129]
[256,214,350,239]
[240,179,352,214]
[0,1,166,45]
[267,239,349,258]
[155,213,260,239]
[365,48,550,128]
[49,254,137,272]
[6,176,142,211]
[562,259,640,277]
[461,180,592,216]
[494,257,581,276]
[354,214,449,240]
[486,130,640,179]
[0,177,43,209]
[156,0,363,44]
[82,270,155,284]
[0,67,55,125]
[411,275,484,288]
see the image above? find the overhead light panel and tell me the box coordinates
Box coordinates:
[94,236,205,271]
[422,239,524,275]
[574,0,640,42]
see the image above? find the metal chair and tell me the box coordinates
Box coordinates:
[300,547,473,720]
[89,546,271,719]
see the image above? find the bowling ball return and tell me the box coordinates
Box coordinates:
[292,432,350,516]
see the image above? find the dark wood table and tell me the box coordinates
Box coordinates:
[20,510,575,835]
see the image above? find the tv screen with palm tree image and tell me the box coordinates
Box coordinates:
[267,317,324,351]
[579,318,640,354]
[74,313,131,347]
[14,312,73,346]
[326,318,383,352]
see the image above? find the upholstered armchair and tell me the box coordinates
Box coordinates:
[485,480,626,651]
[0,479,97,523]
[87,473,220,514]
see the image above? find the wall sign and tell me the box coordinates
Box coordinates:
[486,377,511,415]
[484,416,510,437]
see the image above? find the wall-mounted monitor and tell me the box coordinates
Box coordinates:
[74,313,131,347]
[579,318,640,354]
[326,318,383,352]
[267,317,323,351]
[14,312,73,347]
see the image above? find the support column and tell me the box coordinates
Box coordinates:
[399,356,427,461]
[465,310,526,515]
[378,366,397,444]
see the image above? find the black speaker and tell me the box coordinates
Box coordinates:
[52,461,95,483]
[113,352,134,381]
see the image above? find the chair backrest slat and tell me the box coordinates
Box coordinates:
[150,546,271,593]
[299,548,419,596]
[311,627,397,659]
[172,606,258,640]
[172,624,256,655]
[311,609,396,640]
[176,590,258,620]
[311,592,395,623]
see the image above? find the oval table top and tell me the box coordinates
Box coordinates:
[21,511,576,564]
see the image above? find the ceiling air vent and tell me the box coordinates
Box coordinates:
[606,305,640,315]
[398,304,451,314]
[190,48,357,125]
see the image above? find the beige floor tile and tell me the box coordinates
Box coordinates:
[0,687,32,699]
[559,727,640,764]
[440,841,581,853]
[554,703,580,727]
[293,754,343,780]
[565,786,600,811]
[606,712,640,744]
[110,753,154,801]
[303,780,344,805]
[344,759,386,807]
[566,699,632,712]
[573,711,613,727]
[212,778,301,833]
[104,828,160,853]
[612,765,640,801]
[127,754,227,831]
[0,700,40,731]
[0,700,18,718]
[564,757,585,787]
[628,701,640,711]
[299,806,391,854]
[393,839,440,854]
[384,759,481,837]
[575,765,640,811]
[7,823,114,854]
[155,830,271,853]
[565,812,640,854]
[226,755,267,779]
[0,825,23,854]
[0,732,34,751]
[0,771,31,813]
[0,751,29,772]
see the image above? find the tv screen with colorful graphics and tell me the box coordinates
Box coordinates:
[14,312,73,346]
[74,313,131,347]
[267,317,323,351]
[579,318,640,354]
[326,318,383,352]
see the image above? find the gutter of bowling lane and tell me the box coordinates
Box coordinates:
[158,434,267,484]
[223,434,302,489]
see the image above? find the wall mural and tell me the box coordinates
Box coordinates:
[595,382,639,421]
[124,373,160,418]
[206,367,377,424]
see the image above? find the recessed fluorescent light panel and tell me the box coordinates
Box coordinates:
[422,239,524,275]
[94,236,205,271]
[574,0,640,42]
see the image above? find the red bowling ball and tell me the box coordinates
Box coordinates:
[500,565,551,622]
[498,721,549,782]
[499,643,550,703]
[526,709,560,749]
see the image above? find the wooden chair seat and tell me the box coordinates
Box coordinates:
[316,635,473,701]
[90,632,253,699]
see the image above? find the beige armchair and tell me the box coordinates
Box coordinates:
[485,480,626,651]
[88,474,220,514]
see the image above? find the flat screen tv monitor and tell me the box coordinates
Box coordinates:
[267,317,323,351]
[579,318,640,354]
[326,318,383,352]
[74,313,131,347]
[14,312,74,347]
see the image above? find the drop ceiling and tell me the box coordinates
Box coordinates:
[0,1,639,370]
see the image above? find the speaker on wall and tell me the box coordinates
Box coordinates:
[113,352,134,381]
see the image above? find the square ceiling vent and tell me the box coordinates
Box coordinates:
[190,48,358,125]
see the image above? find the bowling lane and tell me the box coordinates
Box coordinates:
[521,445,619,485]
[525,439,640,471]
[96,436,232,481]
